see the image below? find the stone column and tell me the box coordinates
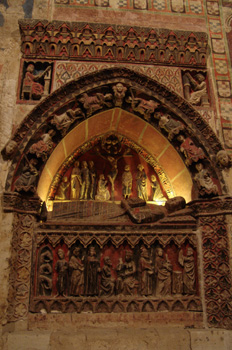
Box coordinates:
[190,196,232,329]
[3,192,41,322]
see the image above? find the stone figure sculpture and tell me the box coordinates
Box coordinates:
[150,175,165,202]
[89,160,97,200]
[51,108,84,137]
[155,248,172,296]
[123,251,139,295]
[55,176,69,200]
[122,164,133,199]
[112,83,127,107]
[14,157,38,193]
[95,174,110,201]
[159,114,184,140]
[79,92,112,116]
[70,161,82,200]
[55,249,68,296]
[127,91,159,120]
[22,64,51,100]
[136,164,148,201]
[29,130,54,160]
[183,72,208,106]
[79,161,90,200]
[178,247,196,294]
[216,150,231,169]
[85,247,100,296]
[99,256,115,296]
[69,247,84,296]
[194,163,219,197]
[5,140,17,157]
[116,258,125,294]
[38,249,53,296]
[139,246,154,296]
[177,135,205,166]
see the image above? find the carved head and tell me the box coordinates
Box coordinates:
[89,247,96,256]
[125,250,133,261]
[124,164,130,172]
[74,161,80,168]
[140,246,149,258]
[216,150,231,168]
[114,83,126,93]
[104,256,112,266]
[196,73,205,82]
[195,162,203,172]
[137,164,144,172]
[82,161,88,168]
[187,247,194,257]
[156,248,163,257]
[5,140,17,156]
[58,249,65,259]
[27,64,35,72]
[73,247,80,256]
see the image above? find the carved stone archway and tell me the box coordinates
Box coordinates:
[2,67,227,198]
[2,67,232,330]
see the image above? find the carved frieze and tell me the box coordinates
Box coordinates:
[30,222,201,315]
[19,20,208,68]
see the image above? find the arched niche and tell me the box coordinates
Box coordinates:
[2,67,227,204]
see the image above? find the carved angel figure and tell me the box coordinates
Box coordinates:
[52,108,84,137]
[159,114,184,140]
[29,130,54,160]
[79,92,112,116]
[14,157,38,193]
[194,163,219,197]
[177,135,205,166]
[127,93,159,120]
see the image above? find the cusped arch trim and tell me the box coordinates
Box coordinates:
[2,67,226,200]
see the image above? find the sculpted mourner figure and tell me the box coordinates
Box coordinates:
[41,243,197,298]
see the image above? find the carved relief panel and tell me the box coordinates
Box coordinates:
[30,225,201,315]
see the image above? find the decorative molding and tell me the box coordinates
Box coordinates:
[3,191,42,215]
[7,213,36,322]
[19,20,208,68]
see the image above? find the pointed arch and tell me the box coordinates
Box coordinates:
[2,67,226,204]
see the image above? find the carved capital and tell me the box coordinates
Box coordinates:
[3,191,42,215]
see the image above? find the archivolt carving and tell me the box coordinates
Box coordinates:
[1,68,227,199]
